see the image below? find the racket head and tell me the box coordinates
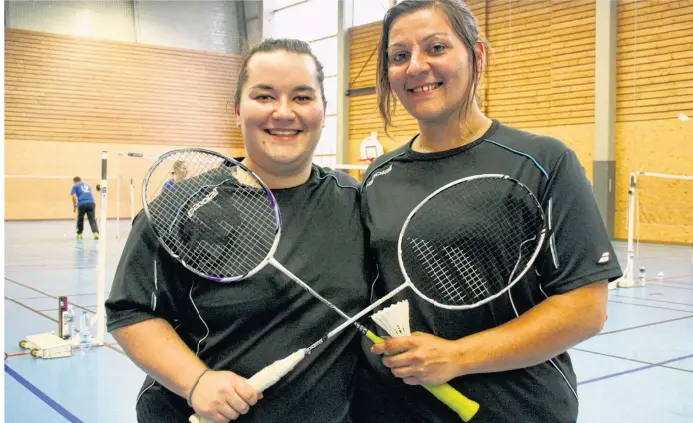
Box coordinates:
[142,148,281,283]
[397,174,546,310]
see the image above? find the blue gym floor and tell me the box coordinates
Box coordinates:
[4,220,693,422]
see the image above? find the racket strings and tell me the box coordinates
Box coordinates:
[401,178,544,307]
[144,150,279,280]
[183,184,276,276]
[209,188,276,268]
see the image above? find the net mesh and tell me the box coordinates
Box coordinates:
[401,176,545,307]
[144,150,278,281]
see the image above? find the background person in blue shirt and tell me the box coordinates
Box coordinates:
[70,176,100,240]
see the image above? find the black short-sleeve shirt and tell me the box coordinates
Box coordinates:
[358,120,622,423]
[106,166,372,423]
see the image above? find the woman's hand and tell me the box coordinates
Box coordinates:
[190,370,263,422]
[370,332,465,386]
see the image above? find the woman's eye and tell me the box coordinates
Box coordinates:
[295,96,312,102]
[390,52,408,63]
[255,94,273,101]
[431,44,446,54]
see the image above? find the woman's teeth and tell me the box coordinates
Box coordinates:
[266,129,300,136]
[410,82,442,93]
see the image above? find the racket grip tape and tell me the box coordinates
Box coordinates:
[189,349,307,423]
[364,330,480,422]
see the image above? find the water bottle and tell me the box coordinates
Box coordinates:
[66,306,75,339]
[79,310,92,351]
[638,266,647,286]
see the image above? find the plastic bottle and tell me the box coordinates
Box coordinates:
[66,306,75,339]
[79,310,91,351]
[638,266,647,285]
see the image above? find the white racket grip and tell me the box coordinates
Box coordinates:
[247,348,307,392]
[188,349,307,423]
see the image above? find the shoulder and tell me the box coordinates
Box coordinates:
[360,143,409,192]
[483,122,574,179]
[313,165,361,194]
[127,211,160,253]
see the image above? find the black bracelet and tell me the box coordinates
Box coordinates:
[186,368,211,408]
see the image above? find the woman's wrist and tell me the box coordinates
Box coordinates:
[186,368,211,407]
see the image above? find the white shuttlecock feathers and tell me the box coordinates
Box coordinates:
[370,300,411,338]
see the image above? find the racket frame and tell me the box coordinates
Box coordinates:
[397,173,547,310]
[141,148,282,283]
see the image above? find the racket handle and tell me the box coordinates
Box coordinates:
[247,348,307,392]
[364,330,480,422]
[422,383,480,422]
[188,349,307,423]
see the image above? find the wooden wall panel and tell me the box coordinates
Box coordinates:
[4,28,245,221]
[486,0,595,128]
[348,22,381,90]
[615,0,693,122]
[614,0,693,244]
[4,28,243,148]
[4,139,243,221]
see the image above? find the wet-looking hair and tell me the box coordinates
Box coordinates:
[233,38,327,111]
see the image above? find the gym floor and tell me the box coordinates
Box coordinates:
[4,220,693,422]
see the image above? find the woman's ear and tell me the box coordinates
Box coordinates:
[474,41,486,71]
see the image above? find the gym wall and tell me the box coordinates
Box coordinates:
[5,28,245,221]
[613,0,693,243]
[346,0,692,244]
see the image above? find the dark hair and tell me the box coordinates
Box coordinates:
[73,176,81,183]
[376,0,488,129]
[233,38,327,111]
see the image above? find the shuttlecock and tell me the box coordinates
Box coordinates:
[370,300,411,338]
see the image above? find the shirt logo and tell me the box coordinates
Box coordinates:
[188,187,219,218]
[597,252,610,264]
[366,164,393,187]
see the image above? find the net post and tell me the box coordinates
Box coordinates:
[94,150,108,346]
[613,170,693,289]
[616,172,637,288]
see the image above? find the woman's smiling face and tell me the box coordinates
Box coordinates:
[236,51,325,174]
[386,8,478,125]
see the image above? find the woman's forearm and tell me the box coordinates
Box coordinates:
[456,281,608,376]
[112,318,207,398]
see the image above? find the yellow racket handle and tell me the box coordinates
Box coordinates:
[365,330,480,422]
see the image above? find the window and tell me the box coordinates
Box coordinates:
[350,0,390,27]
[270,0,337,41]
[309,36,338,77]
[323,76,338,116]
[271,0,306,12]
[316,115,337,156]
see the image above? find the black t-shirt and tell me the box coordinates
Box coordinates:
[358,120,623,423]
[106,165,372,423]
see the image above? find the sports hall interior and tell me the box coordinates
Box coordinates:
[3,1,692,422]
